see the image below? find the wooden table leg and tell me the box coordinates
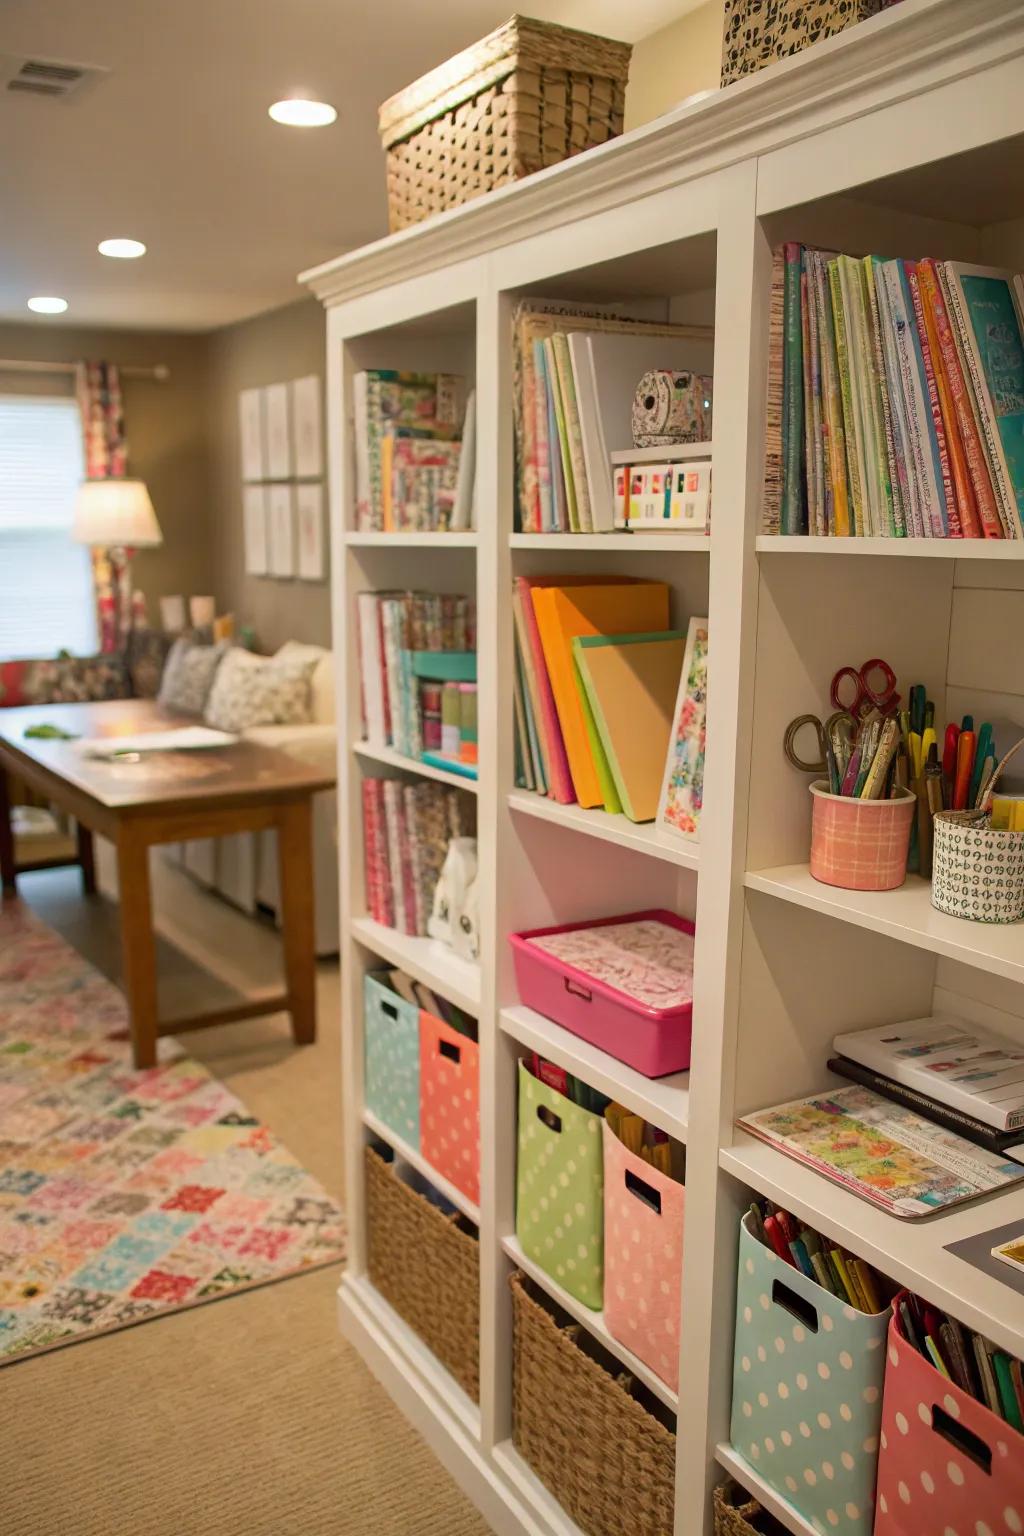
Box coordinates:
[116,825,159,1069]
[76,821,97,895]
[277,797,317,1046]
[0,766,16,894]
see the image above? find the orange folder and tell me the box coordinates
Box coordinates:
[531,581,670,807]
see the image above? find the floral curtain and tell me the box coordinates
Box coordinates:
[76,361,129,654]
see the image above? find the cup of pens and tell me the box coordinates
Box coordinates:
[932,738,1024,923]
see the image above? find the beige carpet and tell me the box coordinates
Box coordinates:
[1,862,490,1536]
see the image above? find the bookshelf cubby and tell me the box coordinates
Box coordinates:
[304,5,1024,1532]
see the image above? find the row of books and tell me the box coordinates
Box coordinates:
[353,369,476,532]
[362,777,473,937]
[512,298,714,533]
[764,245,1024,538]
[357,590,475,761]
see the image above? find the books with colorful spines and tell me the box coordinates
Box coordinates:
[839,254,887,536]
[781,242,807,535]
[828,256,867,536]
[543,337,579,532]
[357,592,387,748]
[388,438,462,531]
[905,261,961,536]
[762,245,785,535]
[362,778,392,926]
[551,333,593,532]
[382,780,408,933]
[801,253,824,535]
[875,257,926,537]
[532,341,554,533]
[915,259,981,537]
[809,249,851,536]
[878,259,946,537]
[862,255,906,536]
[354,371,463,531]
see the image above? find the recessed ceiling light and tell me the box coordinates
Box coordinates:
[268,98,336,127]
[98,238,146,259]
[27,296,68,314]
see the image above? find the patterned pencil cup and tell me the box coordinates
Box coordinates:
[363,972,421,1149]
[931,737,1024,922]
[602,1120,684,1392]
[515,1060,604,1309]
[808,781,915,891]
[729,1212,890,1536]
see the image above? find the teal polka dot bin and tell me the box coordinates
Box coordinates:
[515,1060,604,1310]
[364,972,421,1150]
[729,1211,890,1536]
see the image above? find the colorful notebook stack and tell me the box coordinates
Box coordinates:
[354,370,474,532]
[513,298,714,533]
[764,246,1024,538]
[362,777,474,937]
[511,574,685,820]
[357,590,475,761]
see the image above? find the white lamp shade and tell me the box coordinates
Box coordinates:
[72,478,162,548]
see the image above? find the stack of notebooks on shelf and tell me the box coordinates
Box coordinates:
[512,298,713,533]
[357,590,475,766]
[362,777,474,937]
[353,370,476,532]
[511,574,684,821]
[764,246,1024,538]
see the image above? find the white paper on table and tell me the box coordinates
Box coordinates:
[75,727,239,758]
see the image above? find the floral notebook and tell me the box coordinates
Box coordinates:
[526,918,694,1012]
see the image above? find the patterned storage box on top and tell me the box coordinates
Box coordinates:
[602,1120,684,1393]
[419,1010,480,1206]
[515,1059,604,1309]
[721,0,894,86]
[364,972,420,1149]
[730,1212,890,1536]
[874,1300,1024,1536]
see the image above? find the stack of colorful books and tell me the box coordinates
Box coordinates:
[353,370,475,532]
[357,590,475,764]
[764,246,1024,538]
[362,777,474,937]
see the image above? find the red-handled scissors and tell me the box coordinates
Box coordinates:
[830,657,900,720]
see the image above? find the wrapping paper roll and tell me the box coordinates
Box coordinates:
[632,370,713,448]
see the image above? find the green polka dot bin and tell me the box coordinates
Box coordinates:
[874,1300,1024,1535]
[515,1060,604,1310]
[729,1212,890,1535]
[364,973,421,1150]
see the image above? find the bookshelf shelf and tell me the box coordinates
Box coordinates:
[500,1005,691,1142]
[363,1108,480,1222]
[350,915,481,1014]
[714,1444,820,1536]
[507,790,699,870]
[756,536,1024,559]
[510,532,710,552]
[345,531,478,548]
[353,740,479,793]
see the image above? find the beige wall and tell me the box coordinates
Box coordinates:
[0,322,210,627]
[625,0,725,132]
[205,297,331,654]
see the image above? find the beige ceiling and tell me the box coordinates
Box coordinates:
[0,0,697,333]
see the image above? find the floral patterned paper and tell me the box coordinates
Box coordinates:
[658,618,707,842]
[526,919,694,1012]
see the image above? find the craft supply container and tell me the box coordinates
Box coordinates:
[873,1299,1024,1535]
[808,781,915,891]
[602,1120,685,1393]
[509,909,696,1078]
[729,1212,890,1536]
[510,1270,676,1536]
[364,1145,479,1400]
[364,972,421,1149]
[515,1060,604,1309]
[721,0,890,86]
[931,742,1024,922]
[419,1010,480,1206]
[712,1480,770,1535]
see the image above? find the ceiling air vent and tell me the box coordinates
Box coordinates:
[0,54,107,100]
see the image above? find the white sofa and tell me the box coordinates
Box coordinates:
[168,643,339,956]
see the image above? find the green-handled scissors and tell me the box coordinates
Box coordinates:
[783,711,857,795]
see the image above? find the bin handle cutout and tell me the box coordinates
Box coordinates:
[931,1403,992,1475]
[564,977,592,1003]
[624,1169,662,1215]
[537,1104,562,1134]
[771,1278,819,1334]
[380,998,398,1020]
[439,1038,461,1064]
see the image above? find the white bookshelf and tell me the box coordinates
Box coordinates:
[353,740,479,794]
[305,5,1024,1531]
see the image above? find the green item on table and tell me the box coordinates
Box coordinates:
[24,723,79,740]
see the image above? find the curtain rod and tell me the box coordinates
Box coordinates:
[0,358,169,381]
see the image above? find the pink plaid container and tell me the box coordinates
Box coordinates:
[808,781,915,891]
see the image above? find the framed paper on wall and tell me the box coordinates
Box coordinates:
[263,382,292,480]
[656,615,708,843]
[296,482,325,581]
[268,484,295,577]
[243,484,269,575]
[291,375,322,479]
[238,387,265,482]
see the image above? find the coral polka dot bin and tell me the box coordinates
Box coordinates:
[418,1010,480,1207]
[873,1298,1024,1536]
[729,1212,890,1536]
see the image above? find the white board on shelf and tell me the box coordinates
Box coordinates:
[268,483,295,577]
[243,484,269,575]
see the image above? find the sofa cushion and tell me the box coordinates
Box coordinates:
[275,641,334,724]
[0,653,129,709]
[158,637,226,715]
[204,648,315,733]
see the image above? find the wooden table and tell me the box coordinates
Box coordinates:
[0,700,335,1068]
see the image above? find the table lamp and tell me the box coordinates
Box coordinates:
[72,478,162,650]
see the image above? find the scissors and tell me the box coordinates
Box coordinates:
[830,657,900,720]
[783,711,857,795]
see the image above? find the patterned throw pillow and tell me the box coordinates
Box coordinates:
[204,648,314,733]
[158,638,226,715]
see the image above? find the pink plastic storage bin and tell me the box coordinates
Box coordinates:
[602,1120,684,1392]
[874,1300,1024,1535]
[509,909,695,1078]
[419,1010,480,1206]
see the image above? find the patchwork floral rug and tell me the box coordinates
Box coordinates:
[0,901,346,1364]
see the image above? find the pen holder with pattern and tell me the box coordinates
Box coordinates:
[873,1300,1024,1535]
[729,1212,890,1536]
[808,781,915,892]
[419,1011,480,1205]
[932,738,1024,923]
[515,1060,604,1309]
[364,972,421,1149]
[602,1120,684,1392]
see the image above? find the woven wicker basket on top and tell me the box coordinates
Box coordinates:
[378,16,631,232]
